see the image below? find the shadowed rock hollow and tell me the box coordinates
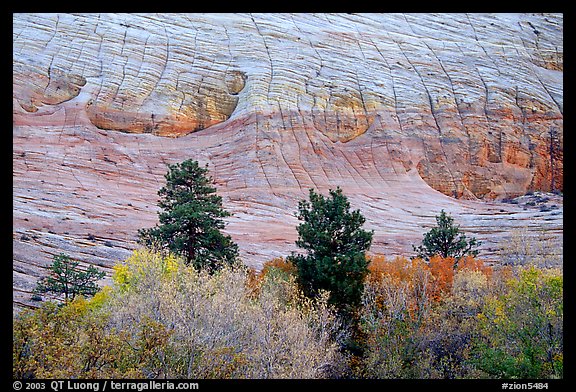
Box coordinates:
[13,13,562,310]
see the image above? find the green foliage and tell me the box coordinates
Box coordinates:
[413,210,480,265]
[34,253,104,302]
[472,266,563,378]
[288,187,373,319]
[12,298,154,378]
[359,257,562,379]
[138,159,238,272]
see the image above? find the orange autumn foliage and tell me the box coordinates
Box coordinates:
[260,257,297,277]
[367,254,408,283]
[429,255,455,300]
[457,255,493,278]
[367,254,492,303]
[246,257,296,296]
[366,255,433,320]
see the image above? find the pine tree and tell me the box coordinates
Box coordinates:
[413,209,480,267]
[34,253,105,302]
[138,159,238,272]
[287,187,373,318]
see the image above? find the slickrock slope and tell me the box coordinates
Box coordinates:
[13,13,563,310]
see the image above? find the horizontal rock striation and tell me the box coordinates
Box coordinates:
[13,13,562,310]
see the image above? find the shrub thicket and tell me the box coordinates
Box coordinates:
[15,249,345,379]
[15,249,562,379]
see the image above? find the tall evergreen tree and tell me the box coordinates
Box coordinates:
[138,159,238,272]
[413,209,480,267]
[288,187,373,319]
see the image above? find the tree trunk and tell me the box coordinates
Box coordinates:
[187,226,196,265]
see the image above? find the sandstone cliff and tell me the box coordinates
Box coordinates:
[13,13,563,310]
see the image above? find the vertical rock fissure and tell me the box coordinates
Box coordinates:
[516,34,563,115]
[253,111,276,195]
[249,14,274,101]
[353,69,370,128]
[294,97,332,185]
[397,41,459,194]
[424,42,472,164]
[549,127,558,192]
[370,118,398,180]
[368,36,406,134]
[514,85,527,166]
[140,26,171,111]
[276,101,305,190]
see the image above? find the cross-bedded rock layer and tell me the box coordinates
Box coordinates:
[13,13,563,310]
